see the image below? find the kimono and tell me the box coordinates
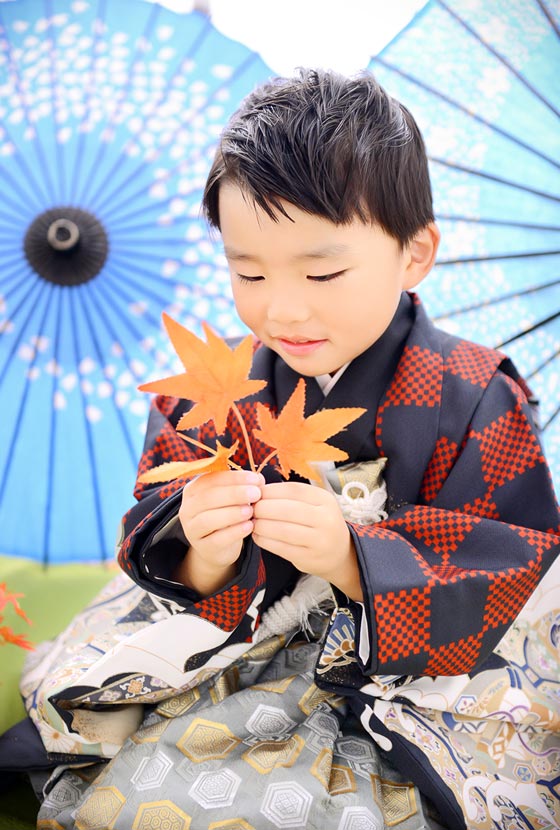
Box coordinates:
[23,292,560,830]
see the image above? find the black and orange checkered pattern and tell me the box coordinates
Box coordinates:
[420,436,459,503]
[470,405,545,491]
[156,394,180,419]
[385,505,482,558]
[446,340,506,388]
[375,586,431,664]
[423,633,484,675]
[354,507,552,675]
[376,344,442,455]
[350,332,559,676]
[195,583,257,630]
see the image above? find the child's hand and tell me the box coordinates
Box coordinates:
[175,470,264,596]
[252,482,363,601]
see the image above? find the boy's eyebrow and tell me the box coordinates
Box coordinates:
[297,244,352,260]
[223,243,352,261]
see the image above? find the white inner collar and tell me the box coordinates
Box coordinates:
[314,363,350,396]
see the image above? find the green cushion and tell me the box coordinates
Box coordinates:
[0,556,116,737]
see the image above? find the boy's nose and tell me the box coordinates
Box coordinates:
[266,292,310,324]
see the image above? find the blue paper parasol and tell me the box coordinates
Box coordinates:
[0,0,272,563]
[370,0,560,493]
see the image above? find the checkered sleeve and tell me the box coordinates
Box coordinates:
[116,395,266,635]
[351,369,560,677]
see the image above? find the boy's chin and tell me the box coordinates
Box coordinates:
[277,353,343,378]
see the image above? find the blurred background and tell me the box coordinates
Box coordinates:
[0,0,558,566]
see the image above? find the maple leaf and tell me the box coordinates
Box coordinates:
[0,625,34,651]
[137,441,239,484]
[0,582,31,624]
[138,314,266,434]
[253,379,366,482]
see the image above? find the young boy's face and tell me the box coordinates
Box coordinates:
[220,184,420,376]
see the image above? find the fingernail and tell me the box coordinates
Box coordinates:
[246,486,262,502]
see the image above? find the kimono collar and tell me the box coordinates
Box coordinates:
[314,363,350,395]
[251,292,415,463]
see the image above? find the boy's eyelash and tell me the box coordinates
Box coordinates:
[307,270,346,282]
[236,271,346,284]
[236,274,264,284]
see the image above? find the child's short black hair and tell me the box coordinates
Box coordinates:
[202,68,434,246]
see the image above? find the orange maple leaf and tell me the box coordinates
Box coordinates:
[0,582,31,625]
[0,625,34,651]
[137,441,239,484]
[253,379,366,482]
[138,314,266,434]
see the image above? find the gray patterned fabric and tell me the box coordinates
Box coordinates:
[38,625,439,829]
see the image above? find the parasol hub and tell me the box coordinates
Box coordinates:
[24,206,109,287]
[47,218,80,251]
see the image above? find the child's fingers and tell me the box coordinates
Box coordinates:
[192,520,254,559]
[189,505,254,540]
[252,517,314,549]
[189,470,264,492]
[253,498,314,526]
[251,530,308,564]
[260,482,328,506]
[181,482,262,518]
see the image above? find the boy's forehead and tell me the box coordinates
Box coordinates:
[222,241,353,262]
[218,183,301,231]
[219,183,311,236]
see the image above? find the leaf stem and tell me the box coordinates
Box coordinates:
[256,449,278,474]
[231,403,256,472]
[177,431,243,471]
[177,432,219,455]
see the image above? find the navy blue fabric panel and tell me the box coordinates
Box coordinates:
[0,717,103,772]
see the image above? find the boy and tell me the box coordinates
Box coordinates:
[34,70,560,828]
[113,69,560,827]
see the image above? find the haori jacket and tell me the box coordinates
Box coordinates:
[117,290,560,681]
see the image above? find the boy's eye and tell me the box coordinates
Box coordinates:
[236,270,346,284]
[236,274,265,283]
[307,270,346,282]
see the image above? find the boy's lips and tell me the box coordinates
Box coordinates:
[275,337,327,356]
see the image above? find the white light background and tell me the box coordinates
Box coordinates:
[149,0,428,74]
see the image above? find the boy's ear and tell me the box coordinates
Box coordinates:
[403,223,440,290]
